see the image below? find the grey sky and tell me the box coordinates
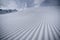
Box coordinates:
[0,0,59,9]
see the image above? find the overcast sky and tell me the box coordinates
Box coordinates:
[0,0,59,9]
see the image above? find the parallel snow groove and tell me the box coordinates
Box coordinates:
[0,25,25,39]
[54,24,60,32]
[41,24,45,40]
[0,25,27,38]
[1,24,34,40]
[32,24,42,40]
[53,25,60,38]
[0,28,22,39]
[18,25,39,40]
[25,24,40,40]
[16,24,38,40]
[50,24,56,40]
[48,24,54,40]
[51,24,59,40]
[10,24,36,40]
[47,24,50,40]
[0,24,60,40]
